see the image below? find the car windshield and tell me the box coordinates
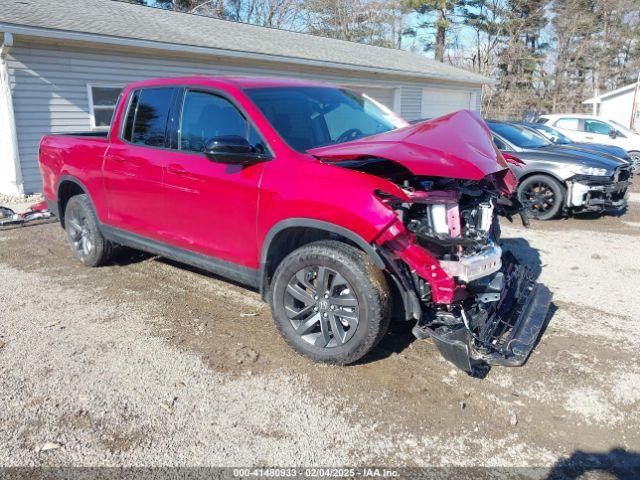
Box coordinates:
[609,120,636,136]
[488,122,551,149]
[531,124,572,144]
[244,86,408,152]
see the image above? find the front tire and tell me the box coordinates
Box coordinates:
[518,174,565,220]
[270,240,391,365]
[64,194,113,267]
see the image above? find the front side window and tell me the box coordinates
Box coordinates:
[88,84,122,129]
[244,86,407,152]
[584,119,613,136]
[554,118,579,131]
[124,87,175,147]
[179,90,265,154]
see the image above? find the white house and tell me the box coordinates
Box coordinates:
[0,0,492,196]
[583,81,640,133]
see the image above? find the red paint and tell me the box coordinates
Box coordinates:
[39,76,514,304]
[309,110,510,181]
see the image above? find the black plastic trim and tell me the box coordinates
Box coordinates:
[100,225,260,288]
[259,218,386,298]
[55,175,94,226]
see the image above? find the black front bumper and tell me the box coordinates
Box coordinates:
[582,182,629,213]
[570,169,632,214]
[413,253,551,376]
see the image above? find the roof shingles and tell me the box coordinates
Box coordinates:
[0,0,491,84]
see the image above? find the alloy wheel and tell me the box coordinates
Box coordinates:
[66,208,95,260]
[523,181,556,215]
[284,266,359,348]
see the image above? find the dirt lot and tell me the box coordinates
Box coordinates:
[1,191,639,475]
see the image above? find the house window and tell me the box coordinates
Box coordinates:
[88,84,122,130]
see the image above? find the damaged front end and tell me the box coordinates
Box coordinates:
[565,165,633,214]
[372,174,551,376]
[310,111,551,375]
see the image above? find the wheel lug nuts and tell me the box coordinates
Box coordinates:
[323,312,328,318]
[313,306,318,311]
[330,305,335,310]
[324,293,329,298]
[314,295,318,300]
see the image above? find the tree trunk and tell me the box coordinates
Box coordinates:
[435,23,446,62]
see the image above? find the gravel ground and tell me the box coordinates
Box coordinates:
[1,195,639,475]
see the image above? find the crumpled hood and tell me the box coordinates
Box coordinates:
[308,110,511,181]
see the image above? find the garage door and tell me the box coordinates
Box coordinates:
[421,88,477,119]
[344,85,396,111]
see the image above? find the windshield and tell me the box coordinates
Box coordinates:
[488,122,551,149]
[244,86,407,152]
[609,120,636,136]
[531,124,572,144]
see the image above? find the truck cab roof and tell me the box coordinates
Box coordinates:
[125,75,336,91]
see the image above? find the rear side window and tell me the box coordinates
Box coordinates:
[554,118,579,131]
[123,87,175,147]
[179,90,265,153]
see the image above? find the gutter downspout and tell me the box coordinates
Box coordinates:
[0,32,24,196]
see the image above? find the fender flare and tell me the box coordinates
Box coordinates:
[54,175,94,226]
[259,218,386,297]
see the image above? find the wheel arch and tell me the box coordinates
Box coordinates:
[517,169,567,186]
[259,219,385,300]
[56,175,92,228]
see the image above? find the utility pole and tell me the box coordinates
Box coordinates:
[631,72,640,131]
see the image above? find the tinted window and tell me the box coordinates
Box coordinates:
[130,88,175,147]
[555,118,579,131]
[487,122,550,149]
[584,119,612,135]
[493,136,507,150]
[123,90,139,142]
[245,87,407,152]
[179,90,265,154]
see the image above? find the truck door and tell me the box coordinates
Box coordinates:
[103,87,178,241]
[161,88,267,268]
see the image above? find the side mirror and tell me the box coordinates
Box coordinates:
[609,130,618,139]
[204,135,268,164]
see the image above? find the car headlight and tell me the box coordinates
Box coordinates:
[570,165,613,177]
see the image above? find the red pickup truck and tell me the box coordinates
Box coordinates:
[39,76,550,376]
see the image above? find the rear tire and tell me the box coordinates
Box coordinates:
[64,194,113,267]
[517,174,564,220]
[270,240,391,365]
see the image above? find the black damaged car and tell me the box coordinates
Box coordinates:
[488,121,633,220]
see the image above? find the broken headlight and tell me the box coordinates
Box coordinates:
[569,165,613,177]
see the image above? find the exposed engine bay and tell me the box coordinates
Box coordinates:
[334,157,550,377]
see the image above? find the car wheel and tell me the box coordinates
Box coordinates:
[628,150,640,164]
[517,174,565,220]
[64,194,113,267]
[270,240,391,365]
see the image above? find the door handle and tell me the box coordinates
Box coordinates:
[168,164,187,175]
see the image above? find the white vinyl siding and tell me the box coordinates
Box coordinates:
[5,38,485,193]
